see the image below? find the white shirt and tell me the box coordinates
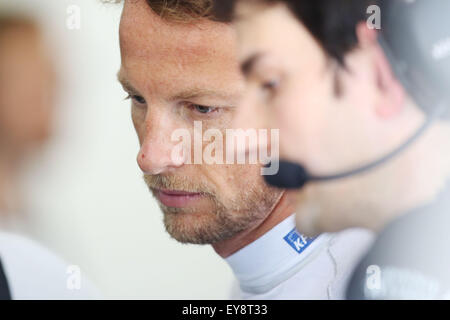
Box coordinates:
[0,231,100,299]
[226,214,374,300]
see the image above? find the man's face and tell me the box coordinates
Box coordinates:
[0,26,55,151]
[119,0,283,244]
[233,2,408,235]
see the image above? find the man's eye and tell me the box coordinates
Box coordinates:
[262,79,280,91]
[191,104,218,114]
[126,94,146,105]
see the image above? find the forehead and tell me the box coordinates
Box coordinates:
[0,29,49,76]
[119,0,243,100]
[0,27,40,56]
[234,2,320,67]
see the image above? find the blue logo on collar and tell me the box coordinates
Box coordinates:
[284,228,315,254]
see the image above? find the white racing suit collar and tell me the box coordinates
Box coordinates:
[225,214,331,294]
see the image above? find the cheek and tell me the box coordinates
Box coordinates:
[274,83,337,164]
[274,96,315,161]
[0,95,28,132]
[202,164,262,201]
[131,106,146,143]
[203,110,235,132]
[238,91,272,130]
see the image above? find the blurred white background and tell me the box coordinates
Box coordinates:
[0,0,234,299]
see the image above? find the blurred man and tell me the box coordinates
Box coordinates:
[118,0,374,299]
[214,0,450,299]
[0,16,54,225]
[0,15,98,300]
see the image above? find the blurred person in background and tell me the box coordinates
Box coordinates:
[117,0,374,299]
[0,15,54,227]
[0,14,99,300]
[213,0,450,299]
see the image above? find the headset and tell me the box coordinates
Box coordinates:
[265,0,450,190]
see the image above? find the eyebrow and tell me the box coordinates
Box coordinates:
[117,71,239,105]
[117,71,140,95]
[172,88,232,101]
[241,52,264,77]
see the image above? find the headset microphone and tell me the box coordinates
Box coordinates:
[265,103,445,189]
[265,0,450,190]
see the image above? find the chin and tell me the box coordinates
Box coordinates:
[162,209,217,244]
[161,207,242,245]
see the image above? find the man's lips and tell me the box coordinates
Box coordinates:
[155,189,204,208]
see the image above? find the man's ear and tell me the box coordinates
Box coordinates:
[356,22,405,119]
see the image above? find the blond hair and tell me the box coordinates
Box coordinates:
[144,0,214,22]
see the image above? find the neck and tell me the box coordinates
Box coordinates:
[375,122,450,229]
[212,192,294,258]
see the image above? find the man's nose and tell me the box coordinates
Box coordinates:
[137,116,184,175]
